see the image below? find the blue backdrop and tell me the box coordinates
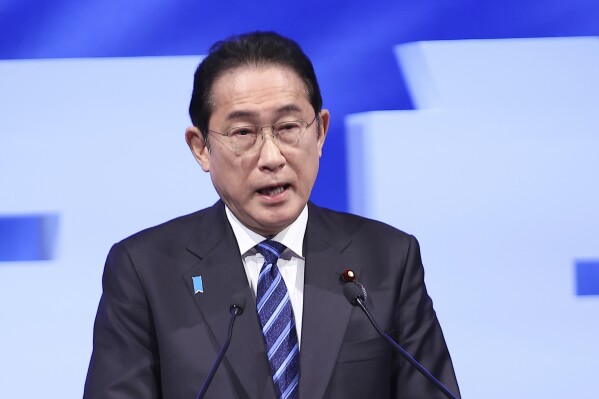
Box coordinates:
[3,0,598,210]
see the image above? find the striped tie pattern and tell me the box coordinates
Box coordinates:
[255,240,300,399]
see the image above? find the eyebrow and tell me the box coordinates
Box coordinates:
[276,104,303,114]
[224,104,304,121]
[225,110,259,121]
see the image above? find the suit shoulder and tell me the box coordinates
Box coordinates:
[310,204,413,241]
[115,204,219,251]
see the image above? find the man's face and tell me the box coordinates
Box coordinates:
[186,65,329,236]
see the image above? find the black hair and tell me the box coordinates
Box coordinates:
[188,31,323,138]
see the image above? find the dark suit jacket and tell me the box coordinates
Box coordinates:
[84,201,460,398]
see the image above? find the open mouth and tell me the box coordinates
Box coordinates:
[257,184,290,196]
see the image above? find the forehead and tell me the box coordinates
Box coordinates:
[209,65,311,117]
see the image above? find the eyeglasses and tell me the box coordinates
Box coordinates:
[208,115,318,155]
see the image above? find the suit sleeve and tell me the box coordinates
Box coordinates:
[392,235,461,398]
[84,242,161,398]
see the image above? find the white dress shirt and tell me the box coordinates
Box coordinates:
[225,205,307,346]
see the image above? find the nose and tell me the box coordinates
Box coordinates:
[257,129,286,171]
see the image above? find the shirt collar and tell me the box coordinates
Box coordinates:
[225,205,308,259]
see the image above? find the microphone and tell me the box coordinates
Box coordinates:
[196,294,246,399]
[342,278,459,399]
[342,280,365,305]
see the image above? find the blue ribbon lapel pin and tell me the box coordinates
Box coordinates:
[192,275,204,294]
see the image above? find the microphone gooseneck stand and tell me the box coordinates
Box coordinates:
[343,282,459,399]
[196,301,244,399]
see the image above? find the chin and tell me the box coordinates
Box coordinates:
[256,209,299,233]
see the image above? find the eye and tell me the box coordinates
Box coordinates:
[229,126,257,137]
[279,122,301,131]
[275,121,302,135]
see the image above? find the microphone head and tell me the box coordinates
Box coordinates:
[343,282,365,306]
[230,293,246,315]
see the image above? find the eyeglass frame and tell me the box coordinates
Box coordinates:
[206,114,320,155]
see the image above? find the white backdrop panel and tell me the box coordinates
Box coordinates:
[346,37,599,398]
[0,56,218,398]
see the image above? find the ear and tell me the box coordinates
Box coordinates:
[316,109,330,157]
[185,126,211,172]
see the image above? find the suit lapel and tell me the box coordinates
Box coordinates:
[182,202,277,399]
[179,202,360,399]
[299,203,364,399]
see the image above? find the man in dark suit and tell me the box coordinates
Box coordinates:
[84,32,460,399]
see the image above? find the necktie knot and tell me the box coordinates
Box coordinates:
[256,240,286,266]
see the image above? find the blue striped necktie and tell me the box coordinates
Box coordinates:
[255,240,300,399]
